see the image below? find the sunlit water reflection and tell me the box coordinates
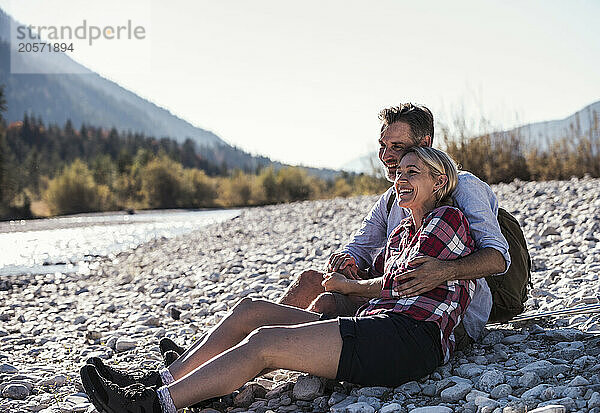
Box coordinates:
[0,209,240,276]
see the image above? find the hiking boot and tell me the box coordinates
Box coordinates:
[80,365,162,413]
[163,350,179,367]
[86,357,162,388]
[159,337,185,358]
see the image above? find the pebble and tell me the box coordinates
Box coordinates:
[475,395,501,409]
[530,404,567,412]
[345,401,376,413]
[115,336,137,352]
[233,383,266,408]
[478,369,505,392]
[380,402,404,413]
[519,360,555,379]
[490,383,512,399]
[440,382,472,402]
[0,363,18,374]
[39,374,68,387]
[292,375,323,400]
[589,392,600,408]
[519,371,542,388]
[409,407,453,413]
[2,383,30,399]
[330,396,358,413]
[396,381,420,396]
[567,375,589,386]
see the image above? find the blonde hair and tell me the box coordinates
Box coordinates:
[403,146,458,205]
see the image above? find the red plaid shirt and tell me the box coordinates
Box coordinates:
[359,206,476,362]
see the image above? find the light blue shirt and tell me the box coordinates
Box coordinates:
[342,171,510,340]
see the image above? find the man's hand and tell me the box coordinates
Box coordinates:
[322,272,353,295]
[326,252,360,280]
[394,256,456,297]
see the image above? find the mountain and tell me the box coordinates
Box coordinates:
[0,10,225,148]
[342,100,600,174]
[502,100,600,148]
[341,152,381,175]
[0,8,339,180]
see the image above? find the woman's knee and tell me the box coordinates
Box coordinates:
[245,326,289,367]
[308,292,338,315]
[230,298,271,327]
[245,326,276,363]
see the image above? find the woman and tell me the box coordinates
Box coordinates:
[80,147,477,413]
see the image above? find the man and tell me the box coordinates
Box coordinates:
[278,103,510,344]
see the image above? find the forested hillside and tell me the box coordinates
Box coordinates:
[0,86,388,219]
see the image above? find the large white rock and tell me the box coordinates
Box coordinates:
[115,336,137,352]
[440,382,472,402]
[529,405,566,413]
[409,407,453,413]
[345,402,376,413]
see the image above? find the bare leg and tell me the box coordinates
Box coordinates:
[168,298,321,380]
[278,270,326,308]
[307,292,340,316]
[174,271,327,361]
[168,320,342,409]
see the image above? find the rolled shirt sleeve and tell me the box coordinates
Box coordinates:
[341,186,395,269]
[452,172,511,275]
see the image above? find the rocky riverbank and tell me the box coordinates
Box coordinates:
[1,176,600,413]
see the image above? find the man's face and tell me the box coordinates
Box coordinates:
[378,122,417,182]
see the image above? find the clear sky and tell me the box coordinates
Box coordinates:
[1,0,599,169]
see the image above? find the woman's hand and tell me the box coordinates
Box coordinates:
[322,272,354,295]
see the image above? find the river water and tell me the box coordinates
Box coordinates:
[0,209,240,277]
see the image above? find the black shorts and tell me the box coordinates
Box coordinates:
[335,312,442,387]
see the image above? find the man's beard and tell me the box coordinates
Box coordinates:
[384,166,397,183]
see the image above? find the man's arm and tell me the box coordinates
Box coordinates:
[394,247,505,297]
[338,187,395,270]
[322,272,383,298]
[395,173,510,297]
[452,172,511,272]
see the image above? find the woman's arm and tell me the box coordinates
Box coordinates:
[321,272,383,298]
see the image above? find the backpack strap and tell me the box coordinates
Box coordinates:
[386,191,396,217]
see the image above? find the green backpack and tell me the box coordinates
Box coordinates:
[485,208,532,323]
[386,194,531,323]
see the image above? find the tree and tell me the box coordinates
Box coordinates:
[258,167,279,203]
[44,159,115,215]
[140,156,183,209]
[0,85,8,204]
[24,148,41,194]
[0,84,6,120]
[0,131,8,204]
[276,167,313,202]
[180,168,217,207]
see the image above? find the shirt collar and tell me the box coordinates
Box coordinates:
[399,208,440,230]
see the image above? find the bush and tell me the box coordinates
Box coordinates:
[276,167,314,202]
[180,168,217,208]
[140,156,183,209]
[44,159,116,215]
[332,178,353,197]
[217,170,259,207]
[258,167,279,204]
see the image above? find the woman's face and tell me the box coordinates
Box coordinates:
[394,152,442,211]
